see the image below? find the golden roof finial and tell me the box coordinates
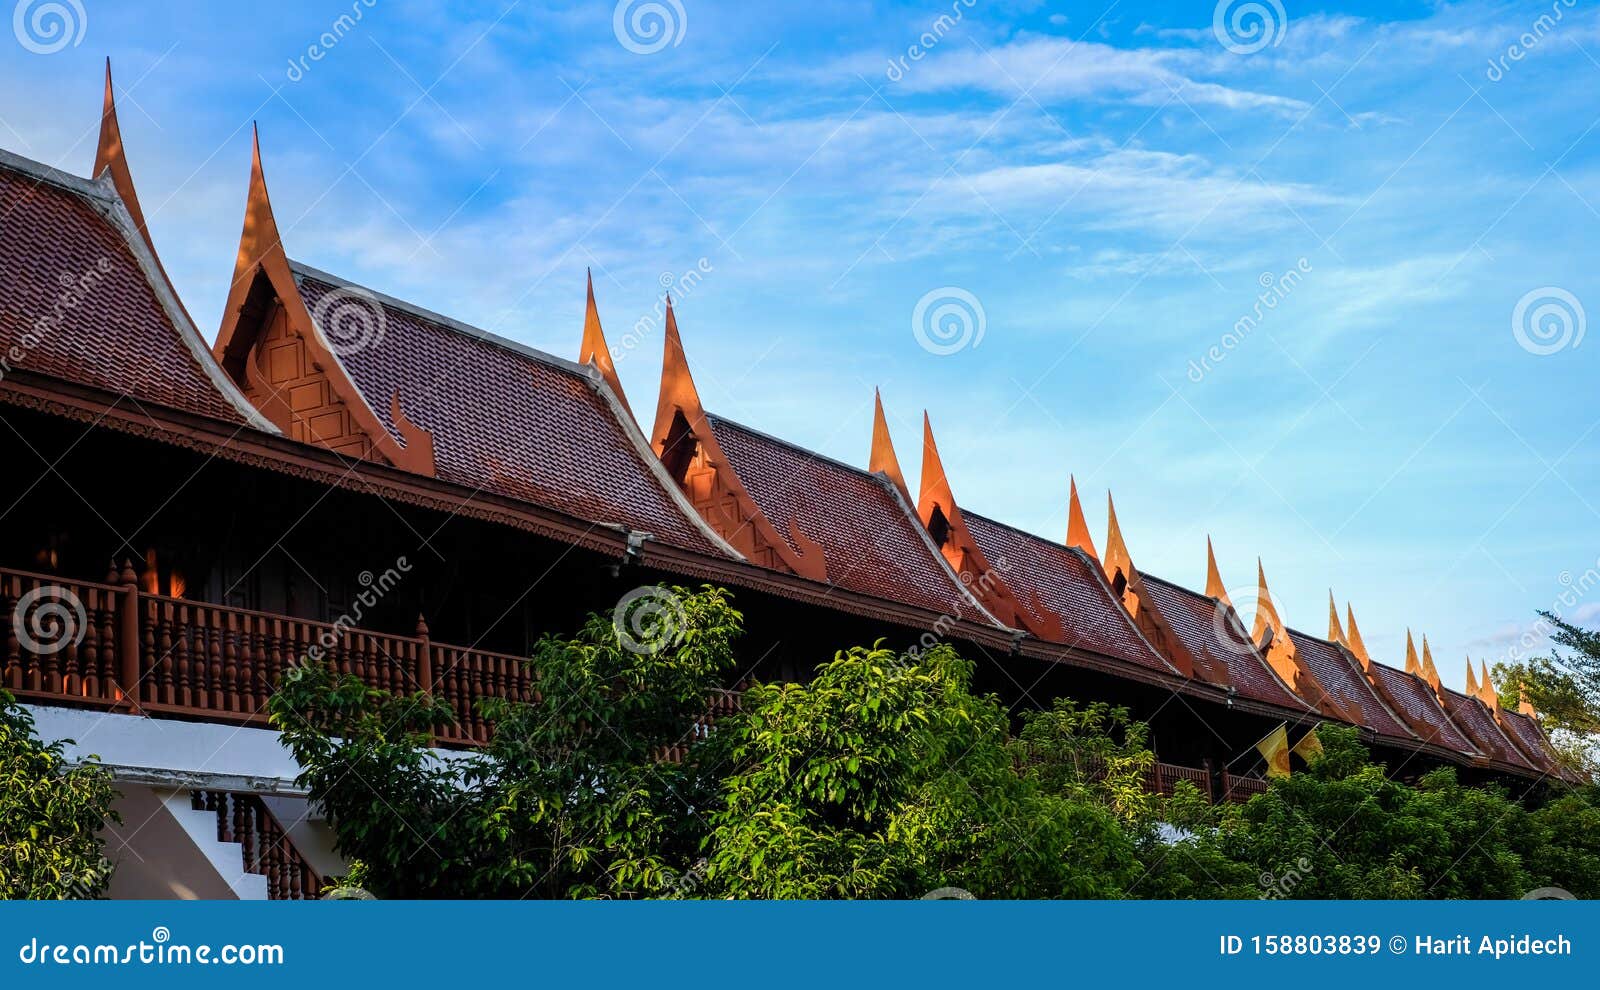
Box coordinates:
[1327,590,1346,646]
[1404,629,1421,675]
[869,389,912,506]
[1103,491,1135,585]
[1205,537,1230,605]
[1480,660,1499,710]
[579,269,633,420]
[1066,476,1099,561]
[1465,657,1480,696]
[1251,558,1287,645]
[1345,604,1371,666]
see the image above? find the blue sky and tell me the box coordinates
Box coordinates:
[3,0,1598,688]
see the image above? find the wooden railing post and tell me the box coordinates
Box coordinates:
[116,559,141,708]
[415,613,433,695]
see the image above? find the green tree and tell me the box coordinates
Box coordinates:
[1145,726,1539,899]
[0,690,120,899]
[269,585,743,899]
[1494,611,1600,774]
[704,644,1138,899]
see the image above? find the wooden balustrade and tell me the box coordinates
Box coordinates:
[1222,773,1269,802]
[0,563,536,743]
[1,567,125,706]
[192,791,322,900]
[1152,761,1213,799]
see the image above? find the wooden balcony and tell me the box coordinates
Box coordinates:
[2,563,531,746]
[3,564,1244,796]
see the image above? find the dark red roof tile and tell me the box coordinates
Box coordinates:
[1288,630,1415,741]
[294,267,724,556]
[961,511,1176,674]
[1438,688,1536,770]
[705,414,989,618]
[1139,574,1315,710]
[1366,662,1476,754]
[1497,708,1562,774]
[0,158,248,423]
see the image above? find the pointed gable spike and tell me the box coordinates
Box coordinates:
[1480,660,1497,708]
[869,389,912,505]
[1345,604,1370,665]
[577,269,633,420]
[1404,629,1421,674]
[1204,536,1230,605]
[916,411,962,531]
[212,127,435,474]
[1465,657,1480,696]
[649,300,827,582]
[1066,476,1099,561]
[1252,558,1287,645]
[1103,491,1135,584]
[1419,636,1441,690]
[1327,590,1346,645]
[92,57,159,267]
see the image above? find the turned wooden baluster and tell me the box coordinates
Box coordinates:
[56,584,79,696]
[154,599,174,705]
[115,560,140,705]
[79,588,100,700]
[3,575,20,691]
[206,607,225,711]
[415,614,433,695]
[222,611,241,714]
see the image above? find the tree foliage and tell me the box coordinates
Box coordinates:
[271,591,1598,900]
[704,644,1137,898]
[269,585,743,899]
[1494,611,1600,774]
[0,690,120,899]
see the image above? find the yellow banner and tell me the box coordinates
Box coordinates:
[1256,723,1291,779]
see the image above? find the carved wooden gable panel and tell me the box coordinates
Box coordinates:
[245,305,377,461]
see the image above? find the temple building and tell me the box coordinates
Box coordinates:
[0,68,1580,899]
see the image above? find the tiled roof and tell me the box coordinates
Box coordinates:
[293,266,726,556]
[1497,708,1561,774]
[1288,630,1415,741]
[960,511,1176,674]
[1438,688,1535,770]
[705,414,991,618]
[1139,575,1315,710]
[0,154,254,424]
[1365,662,1476,753]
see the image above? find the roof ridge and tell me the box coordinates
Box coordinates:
[0,146,117,203]
[704,411,881,482]
[289,260,594,380]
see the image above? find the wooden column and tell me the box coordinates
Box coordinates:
[116,559,141,707]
